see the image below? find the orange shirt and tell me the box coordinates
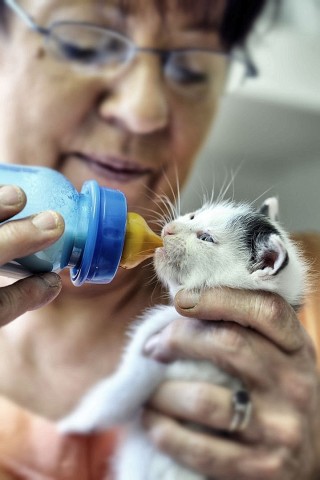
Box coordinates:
[293,233,320,365]
[0,233,319,480]
[0,395,118,480]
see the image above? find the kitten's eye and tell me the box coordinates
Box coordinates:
[197,232,215,243]
[190,214,195,220]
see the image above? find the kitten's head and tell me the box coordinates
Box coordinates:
[154,198,307,306]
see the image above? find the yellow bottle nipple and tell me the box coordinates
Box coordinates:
[120,212,163,269]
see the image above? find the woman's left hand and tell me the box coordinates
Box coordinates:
[143,288,320,480]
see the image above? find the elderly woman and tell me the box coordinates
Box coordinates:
[0,0,319,479]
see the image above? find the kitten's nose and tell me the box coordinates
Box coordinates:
[162,225,176,237]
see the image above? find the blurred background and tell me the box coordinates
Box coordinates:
[181,0,320,233]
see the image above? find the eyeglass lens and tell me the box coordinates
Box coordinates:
[45,22,243,93]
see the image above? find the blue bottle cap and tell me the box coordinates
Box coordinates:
[71,180,127,286]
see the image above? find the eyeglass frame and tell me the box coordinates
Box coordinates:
[4,0,258,79]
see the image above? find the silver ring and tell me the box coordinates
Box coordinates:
[229,389,252,432]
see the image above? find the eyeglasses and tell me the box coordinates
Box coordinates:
[5,0,258,94]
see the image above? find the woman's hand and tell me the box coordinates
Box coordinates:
[0,184,64,326]
[143,288,320,480]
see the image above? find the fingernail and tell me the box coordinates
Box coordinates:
[0,185,23,207]
[32,211,61,231]
[37,273,62,288]
[176,290,200,309]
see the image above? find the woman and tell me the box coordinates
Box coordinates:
[0,0,319,479]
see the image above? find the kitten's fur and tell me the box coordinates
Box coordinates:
[58,198,308,480]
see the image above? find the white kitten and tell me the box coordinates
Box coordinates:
[58,198,308,480]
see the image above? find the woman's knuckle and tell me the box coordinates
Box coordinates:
[190,385,213,419]
[1,221,17,245]
[163,322,181,351]
[252,451,288,479]
[262,294,287,327]
[0,279,41,322]
[263,454,286,479]
[191,444,214,473]
[0,289,12,317]
[150,421,172,450]
[282,371,316,409]
[225,325,247,350]
[4,218,25,238]
[238,451,276,480]
[214,323,247,352]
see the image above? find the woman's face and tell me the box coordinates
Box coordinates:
[0,0,227,222]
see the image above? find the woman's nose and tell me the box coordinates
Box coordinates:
[98,57,169,135]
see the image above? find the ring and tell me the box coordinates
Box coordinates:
[229,389,252,432]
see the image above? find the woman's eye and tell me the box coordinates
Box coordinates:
[59,41,99,63]
[197,232,215,243]
[168,66,208,85]
[58,39,127,65]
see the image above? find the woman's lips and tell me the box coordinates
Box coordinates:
[69,152,154,183]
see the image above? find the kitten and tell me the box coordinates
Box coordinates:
[58,198,308,480]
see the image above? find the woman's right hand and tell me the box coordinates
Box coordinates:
[0,184,64,326]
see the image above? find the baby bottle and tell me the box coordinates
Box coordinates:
[0,163,162,286]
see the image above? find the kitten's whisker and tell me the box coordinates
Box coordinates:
[141,194,170,219]
[173,163,181,217]
[199,169,216,207]
[156,192,177,222]
[214,162,242,204]
[136,205,167,223]
[250,187,275,207]
[210,174,216,206]
[136,194,172,226]
[160,164,180,217]
[217,172,233,203]
[129,210,166,233]
[142,262,161,291]
[196,174,209,207]
[229,162,244,202]
[151,163,181,219]
[134,206,162,218]
[216,170,228,204]
[130,249,161,257]
[143,187,176,221]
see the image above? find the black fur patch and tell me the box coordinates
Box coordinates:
[230,213,281,267]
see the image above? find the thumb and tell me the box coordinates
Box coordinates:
[0,273,62,327]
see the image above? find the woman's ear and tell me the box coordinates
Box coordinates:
[259,197,279,222]
[251,233,289,278]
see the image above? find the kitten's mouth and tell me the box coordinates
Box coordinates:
[154,240,186,278]
[154,246,166,261]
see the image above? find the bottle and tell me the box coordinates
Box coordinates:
[0,163,163,286]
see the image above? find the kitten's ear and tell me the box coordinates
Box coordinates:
[252,233,288,277]
[259,197,279,222]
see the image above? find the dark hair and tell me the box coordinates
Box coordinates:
[0,1,7,27]
[0,0,267,48]
[222,0,268,48]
